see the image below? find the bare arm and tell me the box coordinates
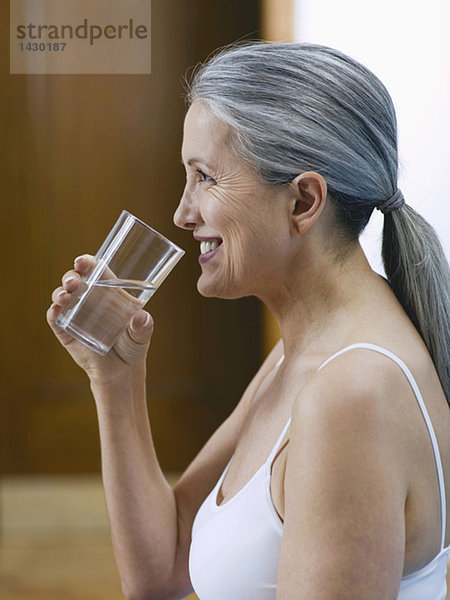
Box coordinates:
[93,338,284,600]
[277,352,408,600]
[91,359,274,600]
[92,370,180,599]
[48,255,283,600]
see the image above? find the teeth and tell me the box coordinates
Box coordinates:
[200,240,220,254]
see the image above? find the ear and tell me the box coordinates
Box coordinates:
[289,171,328,234]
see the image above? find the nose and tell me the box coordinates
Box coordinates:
[173,187,201,230]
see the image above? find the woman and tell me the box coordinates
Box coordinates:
[48,42,450,599]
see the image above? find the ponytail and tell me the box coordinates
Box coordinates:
[382,204,450,406]
[186,41,450,405]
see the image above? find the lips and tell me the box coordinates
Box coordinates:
[200,240,220,254]
[196,236,223,264]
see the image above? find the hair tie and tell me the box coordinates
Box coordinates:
[377,189,405,214]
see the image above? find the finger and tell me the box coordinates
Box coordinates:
[61,269,81,291]
[129,311,154,344]
[46,302,62,327]
[51,286,71,306]
[73,254,97,276]
[73,254,118,282]
[74,254,117,279]
[46,303,77,346]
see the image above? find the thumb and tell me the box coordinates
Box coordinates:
[129,310,154,344]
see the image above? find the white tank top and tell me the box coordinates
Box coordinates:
[189,343,449,599]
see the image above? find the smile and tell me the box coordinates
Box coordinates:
[198,238,222,263]
[200,240,220,254]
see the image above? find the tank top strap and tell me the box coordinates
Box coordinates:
[266,417,292,466]
[275,355,284,368]
[316,342,447,551]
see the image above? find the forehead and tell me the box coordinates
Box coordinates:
[182,100,231,162]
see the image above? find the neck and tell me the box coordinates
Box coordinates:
[259,242,383,361]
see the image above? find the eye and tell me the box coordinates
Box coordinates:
[196,169,215,184]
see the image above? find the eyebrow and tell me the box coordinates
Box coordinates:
[180,156,214,170]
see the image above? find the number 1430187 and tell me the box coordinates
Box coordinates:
[19,42,67,51]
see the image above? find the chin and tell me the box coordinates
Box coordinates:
[196,274,246,300]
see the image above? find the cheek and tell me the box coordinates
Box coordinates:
[208,185,265,238]
[219,208,262,269]
[221,216,270,288]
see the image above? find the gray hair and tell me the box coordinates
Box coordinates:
[185,41,450,405]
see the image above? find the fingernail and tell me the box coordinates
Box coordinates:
[64,276,76,285]
[74,255,87,264]
[57,290,68,299]
[131,312,150,331]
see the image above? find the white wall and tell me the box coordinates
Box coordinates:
[294,0,450,274]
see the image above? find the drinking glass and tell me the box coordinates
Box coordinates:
[56,210,184,355]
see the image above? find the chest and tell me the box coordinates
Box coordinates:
[216,415,290,516]
[216,362,317,515]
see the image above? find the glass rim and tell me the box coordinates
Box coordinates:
[121,210,185,255]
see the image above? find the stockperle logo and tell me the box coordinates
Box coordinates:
[10,0,151,74]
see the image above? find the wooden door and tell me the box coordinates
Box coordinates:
[1,0,261,474]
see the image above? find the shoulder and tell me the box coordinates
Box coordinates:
[298,343,399,402]
[290,345,409,455]
[278,347,409,597]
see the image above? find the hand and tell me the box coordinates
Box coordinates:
[47,255,154,384]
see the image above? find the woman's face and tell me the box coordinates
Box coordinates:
[174,100,293,300]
